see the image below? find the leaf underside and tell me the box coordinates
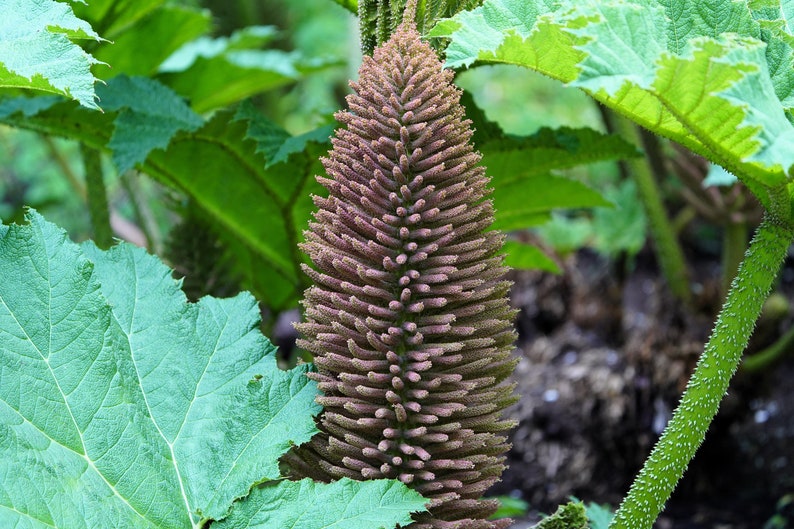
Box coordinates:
[432,0,794,198]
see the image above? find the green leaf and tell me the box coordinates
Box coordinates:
[93,5,211,77]
[96,75,203,172]
[0,211,427,529]
[535,501,588,529]
[0,95,114,149]
[591,180,648,256]
[0,210,320,527]
[432,0,794,196]
[585,502,615,529]
[535,213,593,256]
[147,108,331,310]
[488,495,530,519]
[491,173,610,231]
[0,100,323,309]
[158,27,280,73]
[0,0,103,109]
[71,0,164,39]
[461,94,633,233]
[159,27,317,113]
[149,111,300,300]
[458,95,631,264]
[236,100,335,168]
[481,126,640,183]
[331,0,357,13]
[215,478,427,529]
[704,164,739,187]
[0,95,61,118]
[503,240,559,272]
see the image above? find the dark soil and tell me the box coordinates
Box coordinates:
[497,242,794,528]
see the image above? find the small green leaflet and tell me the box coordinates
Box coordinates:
[502,240,559,273]
[0,210,426,529]
[235,100,335,168]
[0,0,103,109]
[431,0,794,196]
[158,27,319,113]
[331,0,357,13]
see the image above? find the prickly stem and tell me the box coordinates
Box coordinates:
[609,210,794,529]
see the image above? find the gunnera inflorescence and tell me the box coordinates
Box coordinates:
[286,13,518,529]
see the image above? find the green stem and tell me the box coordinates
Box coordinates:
[43,136,86,199]
[721,220,747,302]
[742,324,794,373]
[609,211,794,529]
[81,144,113,249]
[631,126,692,305]
[120,173,157,252]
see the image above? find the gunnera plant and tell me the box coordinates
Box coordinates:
[285,13,518,529]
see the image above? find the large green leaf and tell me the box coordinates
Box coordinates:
[0,210,427,529]
[0,210,316,526]
[149,111,300,303]
[431,0,794,196]
[145,107,331,310]
[0,98,326,309]
[0,0,103,109]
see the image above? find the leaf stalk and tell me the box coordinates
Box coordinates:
[630,124,692,305]
[81,144,113,249]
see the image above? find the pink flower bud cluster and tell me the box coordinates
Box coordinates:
[288,19,517,529]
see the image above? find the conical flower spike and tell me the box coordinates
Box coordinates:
[288,16,518,529]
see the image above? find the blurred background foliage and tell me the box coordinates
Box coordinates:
[1,0,666,333]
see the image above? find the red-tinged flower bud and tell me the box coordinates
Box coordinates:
[286,15,518,529]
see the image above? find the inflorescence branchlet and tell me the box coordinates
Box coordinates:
[286,16,518,529]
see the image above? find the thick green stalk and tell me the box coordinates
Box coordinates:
[81,144,113,249]
[609,211,794,529]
